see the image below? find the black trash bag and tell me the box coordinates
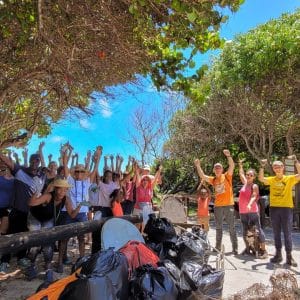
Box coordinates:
[176,231,209,267]
[59,249,129,300]
[181,261,224,299]
[71,254,91,273]
[160,260,191,298]
[146,239,179,263]
[144,214,177,244]
[130,264,178,300]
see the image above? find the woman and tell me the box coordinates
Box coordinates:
[133,165,162,229]
[238,160,267,258]
[26,178,78,280]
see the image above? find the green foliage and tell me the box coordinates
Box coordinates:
[163,10,300,193]
[0,0,243,148]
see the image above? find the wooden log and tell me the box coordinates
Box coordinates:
[0,215,142,256]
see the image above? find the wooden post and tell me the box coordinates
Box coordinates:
[0,215,142,256]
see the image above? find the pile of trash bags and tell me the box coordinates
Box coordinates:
[29,214,224,300]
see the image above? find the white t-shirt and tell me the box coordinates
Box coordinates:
[62,175,91,213]
[97,181,118,207]
[89,183,99,206]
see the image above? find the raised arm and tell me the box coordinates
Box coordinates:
[22,148,28,167]
[151,165,163,189]
[89,146,102,183]
[63,148,70,178]
[194,159,211,184]
[238,159,246,185]
[0,152,15,170]
[13,152,20,165]
[290,155,300,180]
[85,150,92,171]
[258,159,269,185]
[223,149,234,175]
[38,141,46,168]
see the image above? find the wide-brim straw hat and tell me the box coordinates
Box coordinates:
[53,178,72,188]
[74,164,87,172]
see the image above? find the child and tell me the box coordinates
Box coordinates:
[197,185,210,232]
[110,189,124,217]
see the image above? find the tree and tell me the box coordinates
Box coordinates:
[166,10,300,167]
[0,0,243,148]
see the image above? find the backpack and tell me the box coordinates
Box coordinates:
[119,240,159,277]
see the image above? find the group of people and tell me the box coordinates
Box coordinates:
[195,149,300,267]
[0,144,299,280]
[0,142,162,279]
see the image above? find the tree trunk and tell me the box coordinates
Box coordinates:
[0,215,142,256]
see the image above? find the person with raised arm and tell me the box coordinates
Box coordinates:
[258,156,300,267]
[56,144,101,272]
[194,149,238,254]
[0,149,46,270]
[238,159,267,258]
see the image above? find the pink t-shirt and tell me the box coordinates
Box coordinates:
[134,186,153,209]
[239,184,259,214]
[124,181,134,201]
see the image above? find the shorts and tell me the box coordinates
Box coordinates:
[27,212,54,231]
[64,212,88,224]
[197,215,210,232]
[0,207,9,218]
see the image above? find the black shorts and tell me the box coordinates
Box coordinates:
[0,207,9,218]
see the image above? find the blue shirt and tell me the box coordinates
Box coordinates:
[0,176,14,208]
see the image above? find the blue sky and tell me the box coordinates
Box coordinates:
[11,0,299,169]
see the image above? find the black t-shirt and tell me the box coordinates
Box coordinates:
[30,192,65,223]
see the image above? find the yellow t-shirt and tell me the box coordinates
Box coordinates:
[265,175,299,208]
[208,172,233,207]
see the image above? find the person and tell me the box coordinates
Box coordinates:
[258,157,300,266]
[57,145,101,272]
[0,151,46,271]
[133,165,162,216]
[91,168,118,254]
[194,149,238,254]
[238,160,267,258]
[196,184,210,232]
[26,179,76,280]
[0,163,14,238]
[111,189,124,217]
[121,164,137,215]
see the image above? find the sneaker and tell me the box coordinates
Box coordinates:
[232,249,238,256]
[17,258,31,268]
[0,262,9,273]
[270,252,283,264]
[286,254,298,267]
[56,264,64,274]
[25,265,38,281]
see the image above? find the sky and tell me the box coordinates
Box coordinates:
[11,0,299,169]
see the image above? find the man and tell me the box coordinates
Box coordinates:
[0,152,46,271]
[194,149,238,254]
[258,157,300,267]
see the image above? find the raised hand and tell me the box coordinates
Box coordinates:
[260,159,268,167]
[223,149,231,157]
[194,158,201,167]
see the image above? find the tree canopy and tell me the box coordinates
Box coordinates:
[163,10,300,192]
[0,0,243,148]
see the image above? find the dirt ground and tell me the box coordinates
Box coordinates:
[0,222,299,299]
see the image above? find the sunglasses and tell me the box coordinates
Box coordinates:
[0,168,6,172]
[246,173,254,177]
[75,170,86,173]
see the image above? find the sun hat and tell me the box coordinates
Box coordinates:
[142,164,151,171]
[74,164,87,172]
[214,163,223,169]
[52,178,72,188]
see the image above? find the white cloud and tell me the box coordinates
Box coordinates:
[98,98,112,118]
[50,136,65,143]
[79,118,94,130]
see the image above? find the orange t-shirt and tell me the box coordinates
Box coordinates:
[112,201,123,217]
[197,196,210,217]
[208,172,233,207]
